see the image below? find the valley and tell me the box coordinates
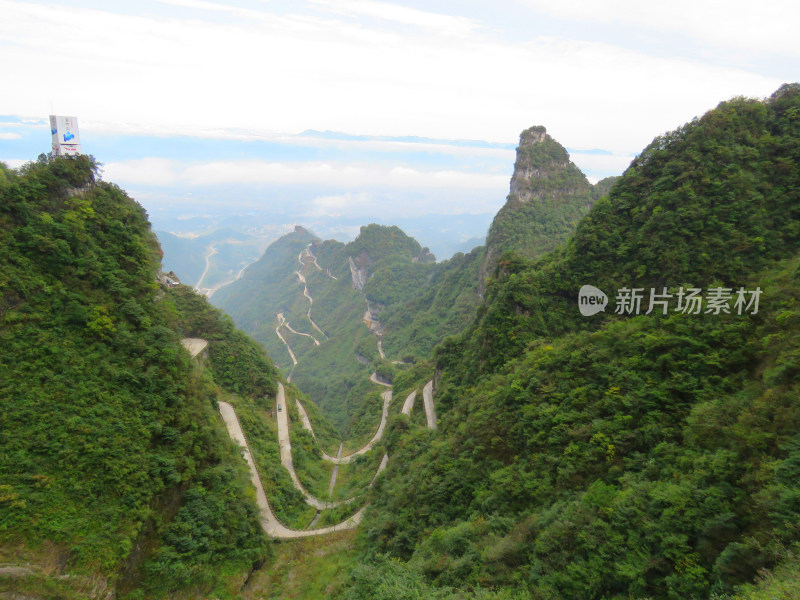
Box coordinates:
[198,225,442,541]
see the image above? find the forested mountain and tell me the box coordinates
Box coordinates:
[346,83,800,599]
[211,223,474,434]
[211,122,607,438]
[3,84,799,600]
[0,156,284,597]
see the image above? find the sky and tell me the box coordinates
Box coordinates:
[1,0,798,248]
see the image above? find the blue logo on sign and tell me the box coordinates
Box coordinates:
[63,132,74,142]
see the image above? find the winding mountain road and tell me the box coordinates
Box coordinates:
[275,384,352,510]
[295,387,392,465]
[275,313,298,366]
[189,245,441,540]
[204,348,391,539]
[194,243,217,292]
[218,399,372,539]
[205,261,249,299]
[302,244,337,280]
[328,443,344,496]
[377,340,405,365]
[282,316,320,346]
[293,269,327,339]
[369,372,392,387]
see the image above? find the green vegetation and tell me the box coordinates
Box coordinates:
[165,285,279,402]
[377,247,484,360]
[341,84,800,599]
[347,223,434,267]
[211,225,320,374]
[214,223,476,436]
[456,85,800,379]
[238,531,359,599]
[723,547,800,599]
[0,155,270,596]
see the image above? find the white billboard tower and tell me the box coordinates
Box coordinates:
[49,115,82,156]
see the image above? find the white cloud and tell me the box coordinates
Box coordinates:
[569,151,635,178]
[522,0,800,58]
[1,158,27,169]
[103,158,510,191]
[307,191,374,217]
[288,134,517,161]
[153,0,263,17]
[103,158,184,187]
[308,0,481,37]
[0,133,21,140]
[0,0,786,160]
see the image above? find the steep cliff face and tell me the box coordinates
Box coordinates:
[348,255,368,290]
[478,125,594,291]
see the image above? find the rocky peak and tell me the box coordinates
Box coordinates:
[519,125,547,146]
[507,125,585,205]
[477,125,593,293]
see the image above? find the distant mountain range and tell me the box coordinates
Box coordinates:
[155,227,269,296]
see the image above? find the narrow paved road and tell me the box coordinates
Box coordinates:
[275,384,351,510]
[328,443,343,496]
[294,269,327,339]
[303,244,337,280]
[401,390,416,415]
[201,267,441,540]
[218,400,369,538]
[283,318,320,346]
[369,372,392,387]
[204,260,250,299]
[305,245,322,272]
[200,236,444,541]
[377,340,406,365]
[294,270,313,304]
[275,313,298,366]
[195,243,217,292]
[295,389,392,465]
[423,380,437,430]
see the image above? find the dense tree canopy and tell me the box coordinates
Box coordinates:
[349,84,800,599]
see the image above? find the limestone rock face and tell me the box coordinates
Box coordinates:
[508,126,547,198]
[506,125,588,205]
[348,255,368,290]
